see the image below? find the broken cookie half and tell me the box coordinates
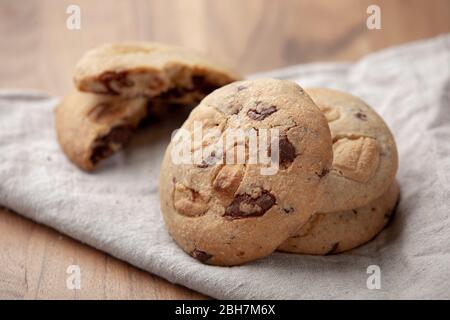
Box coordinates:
[55,91,149,171]
[74,42,240,101]
[56,42,240,171]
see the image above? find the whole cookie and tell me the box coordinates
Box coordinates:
[55,90,148,171]
[277,180,400,255]
[159,79,333,266]
[307,88,398,212]
[74,42,240,100]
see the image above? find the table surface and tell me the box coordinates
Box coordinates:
[0,0,449,300]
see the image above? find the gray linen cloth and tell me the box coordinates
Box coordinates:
[1,34,449,299]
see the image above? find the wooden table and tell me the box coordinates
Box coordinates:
[0,0,449,300]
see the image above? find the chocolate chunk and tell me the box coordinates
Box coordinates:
[192,75,206,86]
[103,126,133,145]
[191,75,218,94]
[224,190,276,219]
[247,105,277,121]
[191,249,212,263]
[355,112,367,121]
[325,242,339,255]
[159,86,185,99]
[352,209,358,215]
[90,145,114,165]
[157,75,220,102]
[316,167,330,178]
[158,85,200,100]
[282,207,295,214]
[138,102,162,127]
[278,135,296,169]
[90,126,133,165]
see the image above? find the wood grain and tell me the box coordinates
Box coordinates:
[0,0,449,299]
[0,207,206,299]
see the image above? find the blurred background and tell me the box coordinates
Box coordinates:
[1,0,449,96]
[0,0,449,299]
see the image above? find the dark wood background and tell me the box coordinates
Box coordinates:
[0,0,449,299]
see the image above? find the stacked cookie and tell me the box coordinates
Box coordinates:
[159,81,399,266]
[55,42,240,171]
[278,88,399,255]
[54,42,399,267]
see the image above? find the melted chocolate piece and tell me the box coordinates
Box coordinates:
[158,74,220,103]
[104,126,132,144]
[247,105,277,121]
[224,190,276,219]
[90,126,133,165]
[158,86,185,99]
[191,75,218,94]
[278,135,296,169]
[91,145,114,165]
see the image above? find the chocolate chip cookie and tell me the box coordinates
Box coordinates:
[159,79,333,266]
[74,42,240,101]
[58,43,240,171]
[307,88,398,212]
[55,90,148,171]
[277,180,400,255]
